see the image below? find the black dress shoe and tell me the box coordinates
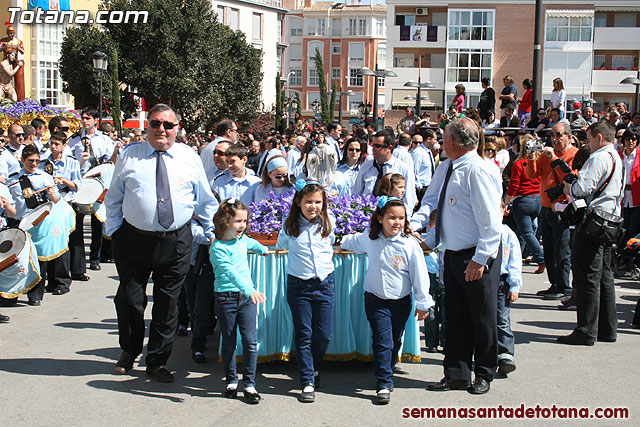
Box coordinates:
[114,351,135,374]
[427,377,470,391]
[45,286,55,293]
[0,313,9,323]
[27,300,41,306]
[597,336,616,343]
[192,352,207,363]
[299,386,315,403]
[243,390,262,404]
[146,365,174,382]
[224,387,238,399]
[72,274,90,281]
[53,287,70,296]
[536,285,555,296]
[375,389,391,405]
[89,263,101,271]
[557,332,595,346]
[468,377,490,395]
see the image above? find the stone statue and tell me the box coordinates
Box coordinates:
[305,143,338,194]
[0,25,25,101]
[0,49,23,102]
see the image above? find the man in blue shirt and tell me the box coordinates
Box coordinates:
[425,118,502,395]
[105,103,218,382]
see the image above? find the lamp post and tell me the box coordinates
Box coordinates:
[620,75,640,115]
[403,54,434,115]
[330,88,354,125]
[311,99,321,125]
[359,65,397,131]
[358,101,371,124]
[92,50,109,129]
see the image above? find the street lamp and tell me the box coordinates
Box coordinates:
[311,99,321,124]
[329,88,354,125]
[359,65,397,131]
[358,101,372,123]
[403,55,434,115]
[92,50,109,128]
[620,75,640,114]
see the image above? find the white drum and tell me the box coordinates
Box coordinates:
[83,162,115,203]
[0,228,41,298]
[18,201,53,231]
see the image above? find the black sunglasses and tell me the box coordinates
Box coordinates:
[60,126,70,132]
[348,147,361,152]
[272,174,288,179]
[213,150,226,156]
[149,120,177,130]
[371,143,387,149]
[12,132,25,138]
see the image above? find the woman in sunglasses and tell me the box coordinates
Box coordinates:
[252,155,293,202]
[335,137,367,195]
[619,128,640,254]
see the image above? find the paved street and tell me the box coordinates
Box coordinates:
[1,240,639,426]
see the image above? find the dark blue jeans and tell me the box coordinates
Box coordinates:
[512,195,544,264]
[425,273,445,349]
[286,273,335,387]
[540,207,572,294]
[364,292,412,391]
[497,280,514,361]
[214,292,258,388]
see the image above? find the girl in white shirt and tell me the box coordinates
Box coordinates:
[338,196,433,405]
[551,78,566,120]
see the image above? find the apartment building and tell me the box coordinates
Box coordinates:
[284,0,387,122]
[384,0,640,115]
[213,0,287,109]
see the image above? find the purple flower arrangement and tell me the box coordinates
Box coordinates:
[249,191,378,242]
[0,98,80,132]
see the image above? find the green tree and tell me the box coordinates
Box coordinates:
[295,92,302,115]
[60,0,262,132]
[109,49,121,132]
[313,48,330,125]
[275,72,284,127]
[329,81,337,123]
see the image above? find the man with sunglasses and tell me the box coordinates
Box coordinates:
[201,119,238,182]
[526,123,578,300]
[352,131,416,210]
[0,123,23,182]
[67,108,115,275]
[105,103,218,382]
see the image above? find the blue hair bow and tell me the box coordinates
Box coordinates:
[377,196,402,209]
[295,179,321,192]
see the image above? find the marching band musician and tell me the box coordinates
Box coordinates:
[0,123,24,183]
[39,131,81,296]
[0,180,15,321]
[6,144,60,306]
[68,108,114,276]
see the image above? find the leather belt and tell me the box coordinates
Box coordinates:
[124,220,188,238]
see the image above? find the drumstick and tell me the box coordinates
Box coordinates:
[22,186,54,198]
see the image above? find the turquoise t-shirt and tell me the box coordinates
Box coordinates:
[209,234,267,297]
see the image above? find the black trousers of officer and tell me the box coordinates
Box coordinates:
[571,228,617,341]
[185,261,215,353]
[443,246,501,382]
[69,213,103,273]
[112,220,192,368]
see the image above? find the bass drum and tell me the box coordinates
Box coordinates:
[0,228,41,298]
[20,200,75,261]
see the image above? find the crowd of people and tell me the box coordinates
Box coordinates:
[0,86,638,404]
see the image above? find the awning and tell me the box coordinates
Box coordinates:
[546,9,594,17]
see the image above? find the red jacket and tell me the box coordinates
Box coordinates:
[620,147,640,206]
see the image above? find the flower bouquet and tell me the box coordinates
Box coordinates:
[248,191,378,244]
[0,98,81,139]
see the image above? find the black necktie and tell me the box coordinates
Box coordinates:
[155,150,174,229]
[428,150,435,177]
[373,161,385,196]
[435,162,454,246]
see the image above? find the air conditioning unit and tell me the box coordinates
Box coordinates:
[416,8,428,16]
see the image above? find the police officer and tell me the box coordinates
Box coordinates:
[422,118,503,395]
[105,103,218,382]
[558,121,623,346]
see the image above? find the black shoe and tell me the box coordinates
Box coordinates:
[536,285,555,296]
[542,292,565,300]
[146,365,174,382]
[468,377,490,395]
[375,388,391,405]
[243,390,262,404]
[498,359,516,375]
[224,387,238,399]
[0,299,17,307]
[557,332,595,346]
[0,313,9,323]
[89,263,101,271]
[427,377,470,391]
[71,274,90,281]
[177,325,188,336]
[597,336,616,343]
[27,300,41,306]
[45,286,55,293]
[299,386,315,403]
[192,352,207,363]
[53,287,70,296]
[114,351,135,374]
[426,346,438,353]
